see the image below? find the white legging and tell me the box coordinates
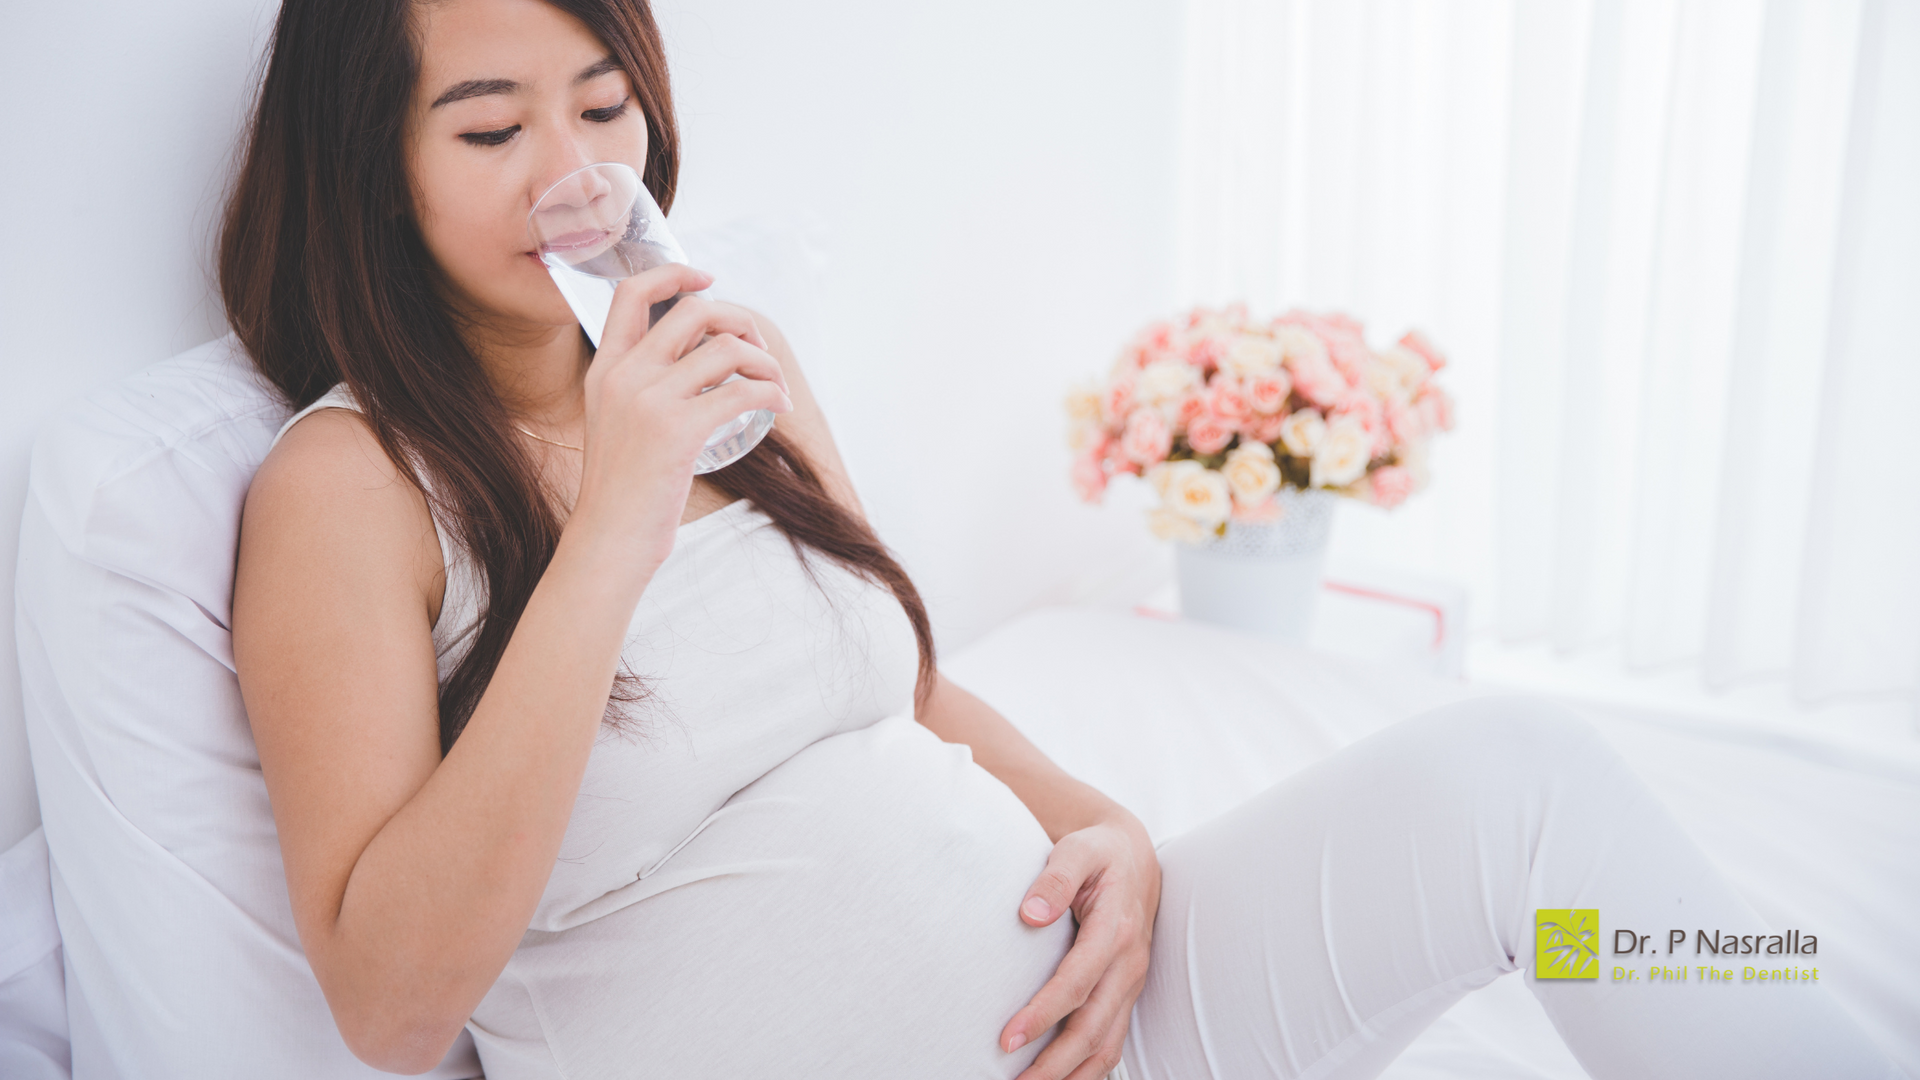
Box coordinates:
[1116,698,1903,1080]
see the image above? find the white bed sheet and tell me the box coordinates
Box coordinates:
[942,606,1920,1079]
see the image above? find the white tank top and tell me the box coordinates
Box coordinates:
[269,386,1077,1077]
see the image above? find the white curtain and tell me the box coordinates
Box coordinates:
[1175,0,1920,709]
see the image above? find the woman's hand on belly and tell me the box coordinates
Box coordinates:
[999,814,1162,1080]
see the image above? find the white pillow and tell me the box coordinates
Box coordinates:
[15,218,820,1078]
[0,828,68,1080]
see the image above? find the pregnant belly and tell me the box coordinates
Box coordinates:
[468,714,1079,1079]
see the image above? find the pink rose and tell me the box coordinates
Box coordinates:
[1416,386,1455,433]
[1367,465,1414,509]
[1118,343,1160,374]
[1384,397,1426,445]
[1323,331,1371,387]
[1398,329,1447,372]
[1275,309,1364,341]
[1184,334,1226,371]
[1244,410,1288,444]
[1231,495,1282,523]
[1138,320,1176,352]
[1247,371,1292,414]
[1103,435,1143,476]
[1120,407,1173,465]
[1071,441,1110,503]
[1279,327,1347,408]
[1320,311,1366,338]
[1206,377,1253,424]
[1186,412,1235,455]
[1102,378,1136,426]
[1175,391,1207,427]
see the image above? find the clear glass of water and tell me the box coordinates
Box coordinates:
[528,161,774,474]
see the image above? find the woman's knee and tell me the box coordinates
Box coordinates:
[1379,696,1619,800]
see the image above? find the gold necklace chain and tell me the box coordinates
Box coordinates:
[512,423,584,452]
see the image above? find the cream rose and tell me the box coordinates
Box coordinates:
[1147,506,1207,543]
[1065,383,1103,425]
[1222,442,1282,507]
[1278,408,1326,458]
[1146,460,1178,500]
[1310,415,1372,488]
[1136,359,1201,406]
[1219,333,1283,378]
[1376,343,1430,395]
[1064,384,1105,448]
[1397,440,1433,492]
[1150,459,1232,525]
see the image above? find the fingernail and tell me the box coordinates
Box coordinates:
[1022,897,1050,921]
[1006,1032,1027,1053]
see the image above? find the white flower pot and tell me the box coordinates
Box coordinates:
[1175,487,1337,643]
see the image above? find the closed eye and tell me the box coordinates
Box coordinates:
[584,97,631,123]
[461,125,520,147]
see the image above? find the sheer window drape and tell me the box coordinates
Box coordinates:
[1176,0,1920,709]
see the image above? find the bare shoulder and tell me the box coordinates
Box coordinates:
[252,406,419,513]
[239,406,445,636]
[718,303,865,518]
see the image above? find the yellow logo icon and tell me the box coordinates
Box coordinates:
[1536,909,1600,979]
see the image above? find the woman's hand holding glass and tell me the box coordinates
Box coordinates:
[1004,815,1162,1080]
[573,263,792,576]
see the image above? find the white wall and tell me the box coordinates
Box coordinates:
[657,0,1187,640]
[0,0,282,851]
[0,1,1185,849]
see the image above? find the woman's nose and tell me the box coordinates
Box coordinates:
[533,156,613,212]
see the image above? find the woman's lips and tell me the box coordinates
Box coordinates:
[538,228,615,253]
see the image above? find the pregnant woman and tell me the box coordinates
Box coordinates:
[226,1,1901,1077]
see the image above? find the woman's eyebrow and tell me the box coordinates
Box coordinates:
[430,59,618,110]
[431,78,518,109]
[574,57,620,84]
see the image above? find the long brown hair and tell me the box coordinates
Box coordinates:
[221,0,934,753]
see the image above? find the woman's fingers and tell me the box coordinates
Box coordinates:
[1001,910,1118,1053]
[664,334,790,400]
[1012,962,1136,1080]
[687,373,792,431]
[1020,836,1099,928]
[599,264,715,356]
[1061,1026,1130,1080]
[642,296,769,368]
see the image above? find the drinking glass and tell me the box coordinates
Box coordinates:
[528,161,774,473]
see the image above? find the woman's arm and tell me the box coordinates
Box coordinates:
[714,302,864,517]
[240,409,651,1071]
[915,675,1133,842]
[236,267,791,1074]
[918,676,1161,1080]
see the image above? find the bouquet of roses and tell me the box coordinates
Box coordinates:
[1066,303,1454,543]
